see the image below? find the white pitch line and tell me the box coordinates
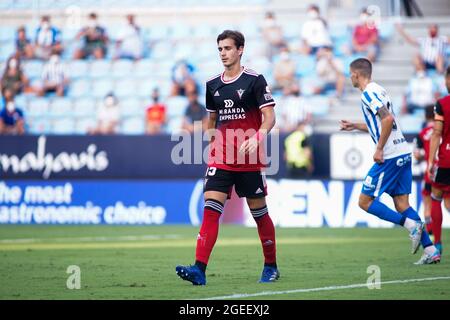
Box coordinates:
[0,234,181,244]
[203,276,450,300]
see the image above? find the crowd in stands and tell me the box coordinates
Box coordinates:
[0,4,448,145]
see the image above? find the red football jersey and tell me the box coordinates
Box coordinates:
[205,68,275,171]
[435,95,450,168]
[415,122,434,183]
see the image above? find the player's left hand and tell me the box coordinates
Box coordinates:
[239,137,259,155]
[373,148,384,164]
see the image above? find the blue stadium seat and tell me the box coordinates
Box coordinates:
[379,21,394,41]
[166,116,183,134]
[74,117,96,134]
[0,42,16,60]
[151,41,173,60]
[27,98,50,117]
[68,60,89,79]
[49,98,73,118]
[28,118,52,135]
[121,116,145,135]
[90,60,111,78]
[51,118,76,134]
[115,79,136,98]
[73,97,97,118]
[22,60,44,78]
[120,97,144,117]
[305,96,330,116]
[137,78,158,99]
[398,114,423,134]
[111,60,134,78]
[134,59,154,77]
[192,24,215,39]
[170,23,192,40]
[92,79,114,98]
[166,96,188,118]
[68,79,91,98]
[0,26,16,42]
[294,55,316,77]
[147,25,170,41]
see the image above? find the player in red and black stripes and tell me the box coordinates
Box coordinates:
[428,66,450,255]
[413,105,437,235]
[176,30,279,285]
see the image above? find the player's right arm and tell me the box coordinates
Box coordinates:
[205,84,217,143]
[339,120,368,132]
[428,101,444,179]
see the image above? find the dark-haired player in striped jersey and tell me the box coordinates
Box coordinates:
[176,30,279,285]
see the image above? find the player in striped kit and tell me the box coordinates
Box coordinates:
[340,58,440,264]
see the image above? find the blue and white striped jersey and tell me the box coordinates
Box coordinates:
[360,82,411,159]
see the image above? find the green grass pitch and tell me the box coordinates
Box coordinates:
[0,225,449,300]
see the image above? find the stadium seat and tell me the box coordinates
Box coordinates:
[68,60,90,79]
[121,116,145,134]
[398,114,423,134]
[120,97,144,117]
[166,96,188,118]
[49,98,73,118]
[166,116,183,134]
[379,21,394,41]
[115,79,137,98]
[22,60,44,79]
[27,98,50,117]
[111,60,134,78]
[151,41,174,60]
[51,117,76,134]
[134,59,154,77]
[137,79,158,99]
[90,60,111,78]
[27,117,52,135]
[294,55,316,77]
[73,97,97,118]
[74,117,96,134]
[305,96,330,116]
[0,26,16,42]
[147,25,170,41]
[68,79,91,98]
[92,79,114,98]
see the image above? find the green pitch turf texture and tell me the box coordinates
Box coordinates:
[0,225,449,300]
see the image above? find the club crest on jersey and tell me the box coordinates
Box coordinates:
[224,99,234,108]
[214,91,220,97]
[237,89,245,99]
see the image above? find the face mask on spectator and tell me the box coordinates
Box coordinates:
[6,102,15,113]
[88,19,97,29]
[280,52,290,61]
[308,10,319,19]
[360,13,369,23]
[8,59,18,69]
[49,54,60,64]
[105,96,115,107]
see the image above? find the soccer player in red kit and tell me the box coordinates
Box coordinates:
[176,30,279,285]
[413,105,436,235]
[427,66,450,256]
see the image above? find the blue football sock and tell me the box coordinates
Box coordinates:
[401,207,433,248]
[367,200,404,225]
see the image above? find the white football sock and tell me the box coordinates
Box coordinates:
[403,217,418,232]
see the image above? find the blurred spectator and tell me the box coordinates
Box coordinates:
[300,5,332,55]
[171,59,198,96]
[146,88,166,135]
[284,121,314,178]
[34,15,63,60]
[273,46,297,93]
[314,47,345,98]
[261,11,286,60]
[182,89,207,133]
[89,93,120,134]
[396,23,448,74]
[0,57,29,96]
[114,14,143,61]
[352,8,380,62]
[403,62,440,114]
[36,53,69,97]
[0,88,25,135]
[277,84,311,133]
[15,26,34,60]
[74,13,109,59]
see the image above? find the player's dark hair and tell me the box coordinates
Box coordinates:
[217,30,245,50]
[425,104,435,120]
[446,65,450,77]
[350,58,372,78]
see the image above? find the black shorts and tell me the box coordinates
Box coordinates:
[203,167,267,199]
[435,167,450,185]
